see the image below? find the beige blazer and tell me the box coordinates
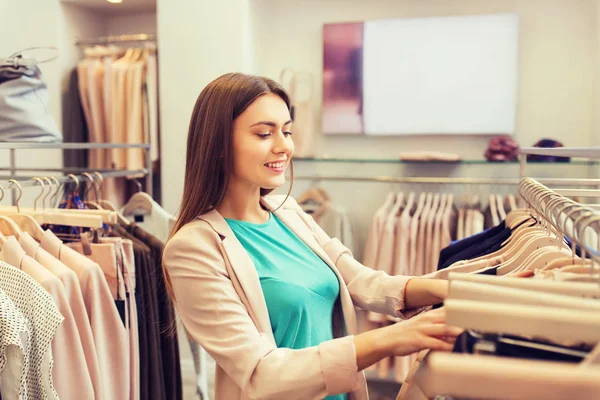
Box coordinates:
[163,195,423,400]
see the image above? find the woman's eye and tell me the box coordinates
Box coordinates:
[257,133,271,139]
[284,131,293,136]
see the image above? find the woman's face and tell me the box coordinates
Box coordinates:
[231,93,294,190]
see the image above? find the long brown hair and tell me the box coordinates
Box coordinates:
[164,72,294,301]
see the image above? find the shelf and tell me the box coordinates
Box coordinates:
[293,157,599,165]
[520,147,600,159]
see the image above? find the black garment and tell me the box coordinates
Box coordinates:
[439,218,537,271]
[127,223,183,400]
[112,225,167,400]
[437,221,507,270]
[439,227,511,270]
[478,266,499,275]
[453,330,588,363]
[62,68,88,168]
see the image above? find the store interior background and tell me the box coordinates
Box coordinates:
[2,0,600,398]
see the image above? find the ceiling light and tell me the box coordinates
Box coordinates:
[106,0,123,3]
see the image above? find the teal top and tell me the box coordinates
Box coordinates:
[225,213,348,400]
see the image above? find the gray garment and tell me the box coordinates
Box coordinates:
[0,60,62,142]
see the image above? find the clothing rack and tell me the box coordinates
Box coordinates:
[74,33,157,46]
[519,177,600,270]
[0,142,152,202]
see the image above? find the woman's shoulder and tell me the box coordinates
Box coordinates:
[164,215,221,257]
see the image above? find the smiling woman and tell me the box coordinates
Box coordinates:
[162,72,455,400]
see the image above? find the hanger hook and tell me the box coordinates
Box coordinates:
[67,174,80,195]
[31,177,45,212]
[133,178,142,193]
[86,172,99,201]
[8,179,22,213]
[50,176,61,208]
[82,172,95,200]
[93,171,104,200]
[41,177,53,210]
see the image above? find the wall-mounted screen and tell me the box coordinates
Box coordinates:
[322,13,519,136]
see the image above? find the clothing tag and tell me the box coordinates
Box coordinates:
[80,232,92,256]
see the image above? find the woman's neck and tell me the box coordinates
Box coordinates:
[216,183,270,224]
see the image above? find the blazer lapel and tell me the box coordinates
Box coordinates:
[198,210,274,341]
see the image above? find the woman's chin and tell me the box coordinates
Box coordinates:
[261,178,286,190]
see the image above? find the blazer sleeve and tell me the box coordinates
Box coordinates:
[291,200,426,320]
[163,220,361,400]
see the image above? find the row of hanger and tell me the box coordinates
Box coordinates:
[83,42,157,60]
[405,178,600,400]
[0,172,154,244]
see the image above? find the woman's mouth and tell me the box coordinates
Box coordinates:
[264,161,286,173]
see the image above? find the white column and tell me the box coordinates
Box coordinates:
[158,0,251,213]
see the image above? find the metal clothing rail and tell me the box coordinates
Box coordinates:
[74,33,157,46]
[0,169,147,186]
[1,142,153,197]
[293,175,600,187]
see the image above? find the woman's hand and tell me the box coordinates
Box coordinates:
[354,307,462,370]
[382,308,462,357]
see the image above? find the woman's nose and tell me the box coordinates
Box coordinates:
[273,132,293,154]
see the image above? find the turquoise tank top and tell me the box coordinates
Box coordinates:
[225,213,348,400]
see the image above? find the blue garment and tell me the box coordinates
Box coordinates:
[225,213,347,400]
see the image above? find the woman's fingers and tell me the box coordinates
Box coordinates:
[421,336,454,352]
[421,307,447,324]
[421,323,463,338]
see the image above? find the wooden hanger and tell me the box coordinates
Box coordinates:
[414,352,600,400]
[448,280,600,311]
[297,187,330,220]
[2,178,104,229]
[445,298,600,344]
[448,271,600,298]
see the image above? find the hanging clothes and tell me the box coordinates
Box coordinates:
[39,229,130,400]
[19,232,102,400]
[3,236,94,400]
[77,45,160,207]
[0,260,64,400]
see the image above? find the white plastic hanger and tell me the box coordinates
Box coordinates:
[121,178,155,217]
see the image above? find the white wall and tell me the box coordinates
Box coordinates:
[253,0,597,158]
[157,0,251,215]
[106,12,157,36]
[248,0,599,259]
